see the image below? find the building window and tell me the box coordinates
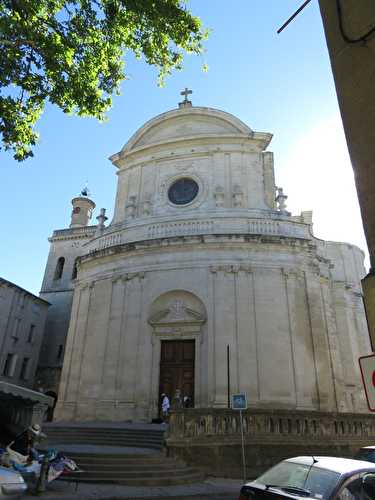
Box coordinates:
[3,353,18,377]
[71,258,79,280]
[12,318,21,342]
[168,177,199,205]
[54,257,65,280]
[20,357,30,380]
[57,344,64,360]
[27,324,35,343]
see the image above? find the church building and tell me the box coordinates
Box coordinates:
[38,92,371,422]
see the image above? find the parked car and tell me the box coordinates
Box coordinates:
[238,456,375,499]
[0,466,27,498]
[354,446,375,464]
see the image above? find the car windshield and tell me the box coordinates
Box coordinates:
[355,449,375,463]
[256,460,340,499]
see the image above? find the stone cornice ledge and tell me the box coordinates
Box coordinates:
[87,216,311,252]
[49,226,97,242]
[80,233,312,265]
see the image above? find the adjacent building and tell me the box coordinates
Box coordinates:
[0,278,49,389]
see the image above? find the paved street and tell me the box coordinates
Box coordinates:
[21,477,241,499]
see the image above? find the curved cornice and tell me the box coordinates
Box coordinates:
[109,106,272,167]
[80,233,313,266]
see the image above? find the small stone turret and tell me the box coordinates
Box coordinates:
[70,195,96,228]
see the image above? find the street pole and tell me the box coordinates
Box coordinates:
[227,345,230,408]
[239,409,246,482]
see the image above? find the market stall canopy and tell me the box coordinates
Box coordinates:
[0,381,53,407]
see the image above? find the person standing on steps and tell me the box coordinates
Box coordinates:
[161,393,170,421]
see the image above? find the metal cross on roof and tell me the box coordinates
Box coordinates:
[180,87,192,102]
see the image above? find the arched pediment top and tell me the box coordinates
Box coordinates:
[148,290,206,327]
[109,107,272,166]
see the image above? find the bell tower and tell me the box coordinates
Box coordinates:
[37,189,97,397]
[70,189,96,228]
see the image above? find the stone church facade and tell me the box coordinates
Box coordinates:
[39,98,371,422]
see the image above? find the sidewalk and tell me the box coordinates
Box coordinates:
[22,477,242,499]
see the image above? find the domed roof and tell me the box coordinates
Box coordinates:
[110,106,272,166]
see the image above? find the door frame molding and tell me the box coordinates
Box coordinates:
[150,323,204,418]
[148,296,206,418]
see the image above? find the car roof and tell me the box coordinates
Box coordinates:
[360,446,375,450]
[286,456,375,474]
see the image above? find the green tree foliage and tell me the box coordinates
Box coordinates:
[0,0,207,161]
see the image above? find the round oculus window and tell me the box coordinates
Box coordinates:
[168,178,199,205]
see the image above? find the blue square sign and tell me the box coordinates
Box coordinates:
[232,393,247,410]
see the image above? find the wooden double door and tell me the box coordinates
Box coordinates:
[159,339,195,407]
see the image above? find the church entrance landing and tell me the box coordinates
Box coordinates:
[159,340,195,407]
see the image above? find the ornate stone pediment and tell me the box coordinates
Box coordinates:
[148,299,206,326]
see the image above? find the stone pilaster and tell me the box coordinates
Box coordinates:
[262,151,276,209]
[100,277,126,402]
[210,266,236,407]
[55,283,92,420]
[283,269,318,409]
[235,267,259,402]
[304,271,337,411]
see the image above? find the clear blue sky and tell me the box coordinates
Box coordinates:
[0,0,367,294]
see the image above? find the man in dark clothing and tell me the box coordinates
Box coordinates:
[9,424,42,462]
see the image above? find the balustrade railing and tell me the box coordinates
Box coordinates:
[92,217,310,252]
[168,409,375,442]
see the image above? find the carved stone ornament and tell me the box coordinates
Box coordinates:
[232,185,244,208]
[126,195,137,218]
[148,299,206,326]
[214,186,225,207]
[209,264,252,274]
[143,198,152,216]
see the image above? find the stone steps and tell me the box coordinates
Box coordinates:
[44,426,164,450]
[42,423,204,486]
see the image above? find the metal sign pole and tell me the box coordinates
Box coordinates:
[239,409,246,482]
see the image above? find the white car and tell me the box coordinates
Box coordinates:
[355,446,375,464]
[239,456,375,499]
[0,467,27,498]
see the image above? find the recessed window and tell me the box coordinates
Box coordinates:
[168,178,199,205]
[12,318,21,341]
[27,324,35,343]
[3,353,17,377]
[20,357,30,380]
[54,257,65,280]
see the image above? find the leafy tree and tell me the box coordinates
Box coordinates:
[0,0,207,161]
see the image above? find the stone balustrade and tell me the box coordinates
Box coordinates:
[168,408,375,442]
[90,216,311,252]
[166,409,375,478]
